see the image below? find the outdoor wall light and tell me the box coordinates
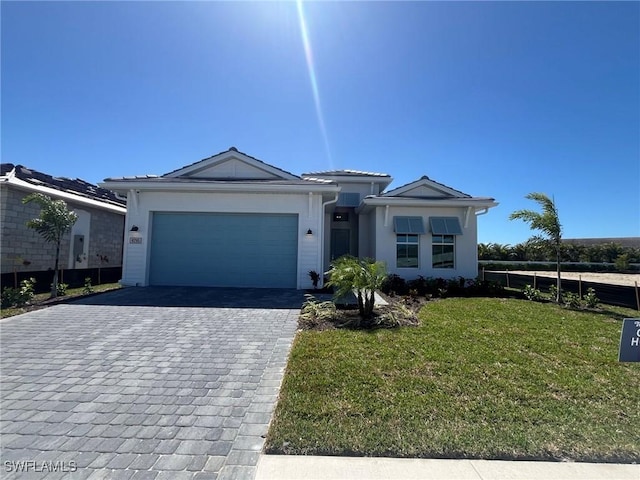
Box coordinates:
[129,225,142,241]
[306,229,313,236]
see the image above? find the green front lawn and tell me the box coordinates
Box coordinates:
[266,298,640,462]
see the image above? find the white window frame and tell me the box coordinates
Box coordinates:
[397,234,419,268]
[432,234,455,269]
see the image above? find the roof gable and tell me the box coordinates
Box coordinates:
[383,176,470,198]
[163,147,299,181]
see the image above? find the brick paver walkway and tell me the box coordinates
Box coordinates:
[1,288,302,479]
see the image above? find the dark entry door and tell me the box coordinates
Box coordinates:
[331,229,351,260]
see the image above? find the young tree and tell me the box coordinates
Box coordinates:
[509,193,563,302]
[326,256,387,323]
[23,193,78,298]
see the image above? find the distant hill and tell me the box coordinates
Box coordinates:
[563,237,639,248]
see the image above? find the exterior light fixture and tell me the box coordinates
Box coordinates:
[129,225,142,242]
[306,229,313,236]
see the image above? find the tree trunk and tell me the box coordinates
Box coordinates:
[51,239,60,298]
[556,246,562,303]
[357,291,365,318]
[364,291,374,318]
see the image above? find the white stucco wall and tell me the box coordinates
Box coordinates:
[121,190,324,289]
[358,211,375,259]
[373,205,479,280]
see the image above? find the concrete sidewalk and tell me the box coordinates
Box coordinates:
[256,455,639,480]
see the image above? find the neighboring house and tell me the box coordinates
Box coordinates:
[101,147,497,289]
[0,164,127,276]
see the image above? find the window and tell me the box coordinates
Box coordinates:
[337,192,361,207]
[432,235,455,269]
[397,234,419,268]
[393,216,426,234]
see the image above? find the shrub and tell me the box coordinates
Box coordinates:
[1,278,36,308]
[523,284,543,301]
[301,294,336,319]
[374,303,416,328]
[584,287,600,309]
[407,276,430,296]
[381,274,409,296]
[308,270,321,289]
[300,294,336,328]
[562,291,582,309]
[83,277,94,295]
[53,283,68,296]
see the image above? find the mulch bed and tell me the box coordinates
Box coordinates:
[298,292,430,331]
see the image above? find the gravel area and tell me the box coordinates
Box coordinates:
[503,271,640,287]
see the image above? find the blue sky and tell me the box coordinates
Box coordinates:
[2,1,639,245]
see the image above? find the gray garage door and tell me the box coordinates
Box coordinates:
[149,212,298,288]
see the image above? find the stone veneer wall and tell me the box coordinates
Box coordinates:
[0,185,124,275]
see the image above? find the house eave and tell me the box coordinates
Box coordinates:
[100,180,342,195]
[356,196,498,213]
[302,174,393,189]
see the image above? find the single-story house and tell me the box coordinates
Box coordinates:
[0,164,127,276]
[101,147,497,289]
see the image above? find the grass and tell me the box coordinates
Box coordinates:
[0,283,121,319]
[265,297,640,463]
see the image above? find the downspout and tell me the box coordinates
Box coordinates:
[319,193,339,286]
[474,207,489,276]
[464,206,472,228]
[128,189,139,216]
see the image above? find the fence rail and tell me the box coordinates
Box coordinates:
[483,271,639,310]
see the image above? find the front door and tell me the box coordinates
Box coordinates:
[331,229,351,260]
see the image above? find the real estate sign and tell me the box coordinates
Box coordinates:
[618,318,640,362]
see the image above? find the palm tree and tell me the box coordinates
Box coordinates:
[510,193,563,302]
[326,256,387,323]
[477,242,492,260]
[23,193,78,298]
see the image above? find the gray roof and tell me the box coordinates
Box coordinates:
[102,177,333,186]
[1,163,126,207]
[302,169,390,178]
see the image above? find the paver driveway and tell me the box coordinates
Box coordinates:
[1,287,303,479]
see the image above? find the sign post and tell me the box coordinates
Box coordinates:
[619,318,640,362]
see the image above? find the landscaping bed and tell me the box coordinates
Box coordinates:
[266,297,640,463]
[0,283,122,319]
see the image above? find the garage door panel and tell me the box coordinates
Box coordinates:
[149,213,298,288]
